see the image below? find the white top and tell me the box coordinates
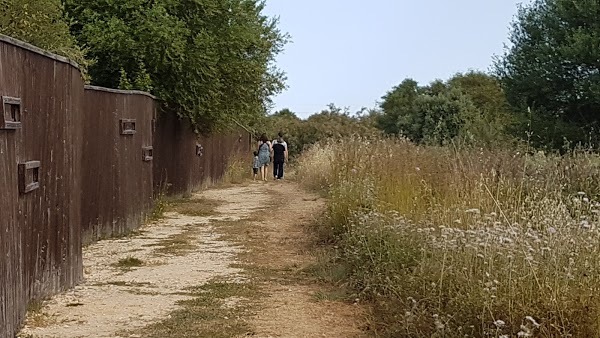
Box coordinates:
[272,139,288,150]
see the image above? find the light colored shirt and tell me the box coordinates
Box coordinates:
[272,139,288,150]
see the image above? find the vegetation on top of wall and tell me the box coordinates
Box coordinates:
[0,0,91,77]
[0,0,288,133]
[63,0,288,133]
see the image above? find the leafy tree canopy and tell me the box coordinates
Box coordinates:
[64,0,288,132]
[495,0,600,148]
[0,0,89,74]
[377,72,513,146]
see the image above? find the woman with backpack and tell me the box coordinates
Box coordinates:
[257,133,272,181]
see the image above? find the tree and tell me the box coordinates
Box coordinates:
[448,72,515,145]
[378,79,467,145]
[258,105,380,159]
[403,88,477,145]
[271,108,298,119]
[0,0,89,74]
[495,0,600,148]
[377,75,513,146]
[377,79,420,135]
[64,0,288,132]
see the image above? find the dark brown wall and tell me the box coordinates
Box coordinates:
[81,87,156,243]
[153,112,250,196]
[0,36,84,337]
[0,34,250,338]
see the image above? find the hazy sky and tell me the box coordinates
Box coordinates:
[263,0,530,118]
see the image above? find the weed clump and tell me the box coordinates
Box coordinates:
[113,256,144,270]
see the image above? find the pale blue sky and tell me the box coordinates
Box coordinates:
[263,0,531,117]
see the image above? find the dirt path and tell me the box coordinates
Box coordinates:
[18,181,365,338]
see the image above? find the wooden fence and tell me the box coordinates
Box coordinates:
[0,35,250,337]
[81,87,156,244]
[153,112,250,195]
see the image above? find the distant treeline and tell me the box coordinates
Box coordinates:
[267,0,600,152]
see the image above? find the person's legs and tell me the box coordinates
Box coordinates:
[274,161,283,179]
[278,161,284,179]
[273,162,278,179]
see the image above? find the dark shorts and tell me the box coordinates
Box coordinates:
[253,168,259,174]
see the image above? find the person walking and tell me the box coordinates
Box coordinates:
[257,133,272,181]
[271,132,288,180]
[252,150,260,180]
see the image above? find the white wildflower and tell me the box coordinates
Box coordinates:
[465,208,481,214]
[494,320,506,327]
[518,325,531,337]
[525,316,540,328]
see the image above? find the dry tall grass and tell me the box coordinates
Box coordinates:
[222,152,249,185]
[297,137,600,337]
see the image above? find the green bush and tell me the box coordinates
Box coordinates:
[0,0,90,76]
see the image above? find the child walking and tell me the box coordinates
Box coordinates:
[252,151,260,180]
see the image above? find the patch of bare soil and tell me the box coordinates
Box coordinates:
[235,181,366,338]
[18,182,366,338]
